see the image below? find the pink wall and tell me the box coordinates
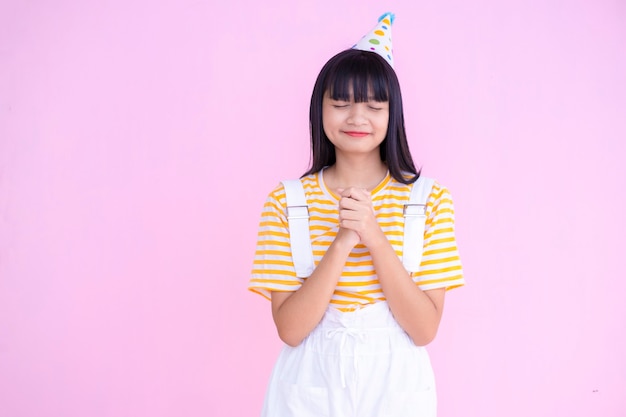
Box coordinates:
[1,0,625,416]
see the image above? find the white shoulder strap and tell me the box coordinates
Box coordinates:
[403,176,435,272]
[281,180,315,277]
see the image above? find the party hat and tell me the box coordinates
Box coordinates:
[353,13,395,67]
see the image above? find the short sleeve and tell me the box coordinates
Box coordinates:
[248,184,303,300]
[412,182,465,291]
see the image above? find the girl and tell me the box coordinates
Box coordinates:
[249,14,464,417]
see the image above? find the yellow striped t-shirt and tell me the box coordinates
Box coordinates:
[248,170,464,310]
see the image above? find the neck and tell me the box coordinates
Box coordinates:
[325,155,388,191]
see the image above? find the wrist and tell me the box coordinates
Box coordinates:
[363,229,389,251]
[330,233,357,254]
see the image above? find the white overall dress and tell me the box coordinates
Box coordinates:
[261,177,437,417]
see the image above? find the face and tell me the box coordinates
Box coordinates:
[322,90,389,159]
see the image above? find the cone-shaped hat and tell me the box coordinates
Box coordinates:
[353,13,395,67]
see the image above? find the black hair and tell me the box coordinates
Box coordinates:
[303,49,419,184]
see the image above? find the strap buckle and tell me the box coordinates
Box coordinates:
[403,204,426,217]
[286,205,309,220]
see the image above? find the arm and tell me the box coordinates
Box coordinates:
[338,187,445,346]
[271,228,359,347]
[367,236,445,346]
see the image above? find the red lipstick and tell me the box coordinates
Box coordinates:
[343,131,369,137]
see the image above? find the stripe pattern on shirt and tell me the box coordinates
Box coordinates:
[249,171,464,311]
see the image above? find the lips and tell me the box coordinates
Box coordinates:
[343,131,370,137]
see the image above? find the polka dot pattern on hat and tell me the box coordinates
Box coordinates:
[352,12,395,68]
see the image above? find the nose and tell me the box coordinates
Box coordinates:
[347,103,367,125]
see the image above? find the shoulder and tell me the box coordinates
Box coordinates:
[401,175,457,215]
[386,174,452,197]
[404,173,454,202]
[428,180,455,204]
[425,181,457,221]
[265,172,320,206]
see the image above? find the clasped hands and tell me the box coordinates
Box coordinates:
[336,187,385,248]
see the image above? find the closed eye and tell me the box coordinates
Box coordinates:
[368,100,387,111]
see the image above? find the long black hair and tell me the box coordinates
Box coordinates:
[303,49,419,184]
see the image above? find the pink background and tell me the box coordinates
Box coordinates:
[1,0,625,416]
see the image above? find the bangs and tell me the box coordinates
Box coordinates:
[324,51,390,103]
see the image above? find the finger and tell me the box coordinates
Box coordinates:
[339,218,360,230]
[339,188,352,198]
[342,187,370,202]
[338,196,359,210]
[339,196,372,214]
[339,208,361,221]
